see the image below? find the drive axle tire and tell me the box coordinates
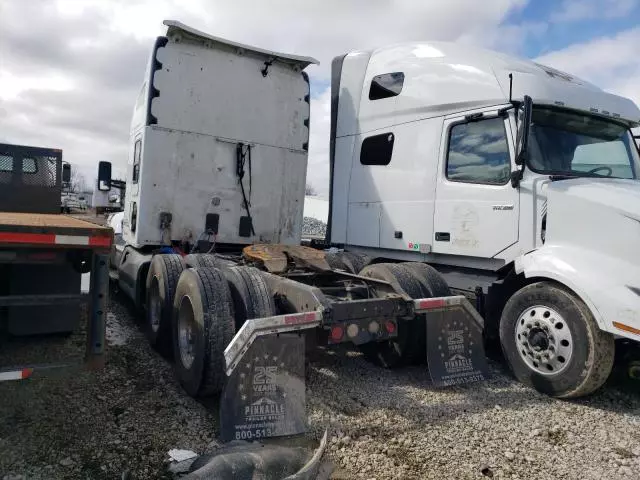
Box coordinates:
[172,267,235,397]
[500,281,615,398]
[342,252,370,274]
[401,262,451,297]
[184,254,221,269]
[146,254,184,355]
[358,263,430,367]
[223,266,276,331]
[326,251,371,274]
[325,252,349,272]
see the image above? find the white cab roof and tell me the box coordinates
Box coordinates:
[347,41,639,133]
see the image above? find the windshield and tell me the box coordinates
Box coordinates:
[527,108,640,179]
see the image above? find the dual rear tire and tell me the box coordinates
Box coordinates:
[358,262,450,368]
[146,254,275,397]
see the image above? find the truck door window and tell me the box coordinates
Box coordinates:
[446,117,511,185]
[132,139,141,184]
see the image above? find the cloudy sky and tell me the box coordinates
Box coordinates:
[1,0,639,197]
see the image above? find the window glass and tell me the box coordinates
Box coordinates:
[22,157,37,173]
[369,72,404,100]
[446,117,511,184]
[0,154,14,172]
[132,139,141,184]
[528,108,639,179]
[360,132,394,166]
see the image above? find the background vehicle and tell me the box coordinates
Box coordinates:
[93,177,125,216]
[100,21,640,406]
[0,143,112,382]
[328,42,640,398]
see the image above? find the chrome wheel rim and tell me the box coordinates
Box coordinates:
[149,278,161,333]
[515,305,573,375]
[178,296,196,369]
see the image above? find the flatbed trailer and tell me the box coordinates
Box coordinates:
[0,143,112,381]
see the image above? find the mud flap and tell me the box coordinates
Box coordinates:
[220,334,306,442]
[425,307,489,386]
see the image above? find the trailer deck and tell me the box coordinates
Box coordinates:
[0,212,111,248]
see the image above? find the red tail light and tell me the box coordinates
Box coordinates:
[330,325,344,342]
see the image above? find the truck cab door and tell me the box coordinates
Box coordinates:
[432,108,518,259]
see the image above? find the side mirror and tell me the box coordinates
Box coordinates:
[515,95,533,166]
[62,163,71,183]
[98,161,112,191]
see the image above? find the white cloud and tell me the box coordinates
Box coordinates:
[0,0,529,196]
[550,0,638,22]
[457,21,548,54]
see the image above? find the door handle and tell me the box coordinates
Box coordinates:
[435,232,450,242]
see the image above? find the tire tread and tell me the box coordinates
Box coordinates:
[195,267,235,397]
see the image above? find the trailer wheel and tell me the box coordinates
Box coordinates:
[146,254,184,355]
[184,253,221,269]
[358,263,428,367]
[223,266,276,330]
[500,281,615,398]
[172,267,235,397]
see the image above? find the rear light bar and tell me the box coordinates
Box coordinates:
[224,310,323,375]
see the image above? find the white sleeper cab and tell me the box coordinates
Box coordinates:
[329,41,640,398]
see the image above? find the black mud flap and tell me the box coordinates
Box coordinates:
[220,334,306,442]
[425,307,490,386]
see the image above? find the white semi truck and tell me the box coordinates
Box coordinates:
[100,21,639,406]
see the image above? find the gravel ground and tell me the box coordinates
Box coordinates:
[1,293,639,479]
[0,297,219,480]
[302,217,327,238]
[307,349,640,480]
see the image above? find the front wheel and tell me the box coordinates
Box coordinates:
[500,282,614,398]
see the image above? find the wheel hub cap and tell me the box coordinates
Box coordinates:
[528,328,549,351]
[149,279,161,333]
[178,296,196,369]
[515,305,573,375]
